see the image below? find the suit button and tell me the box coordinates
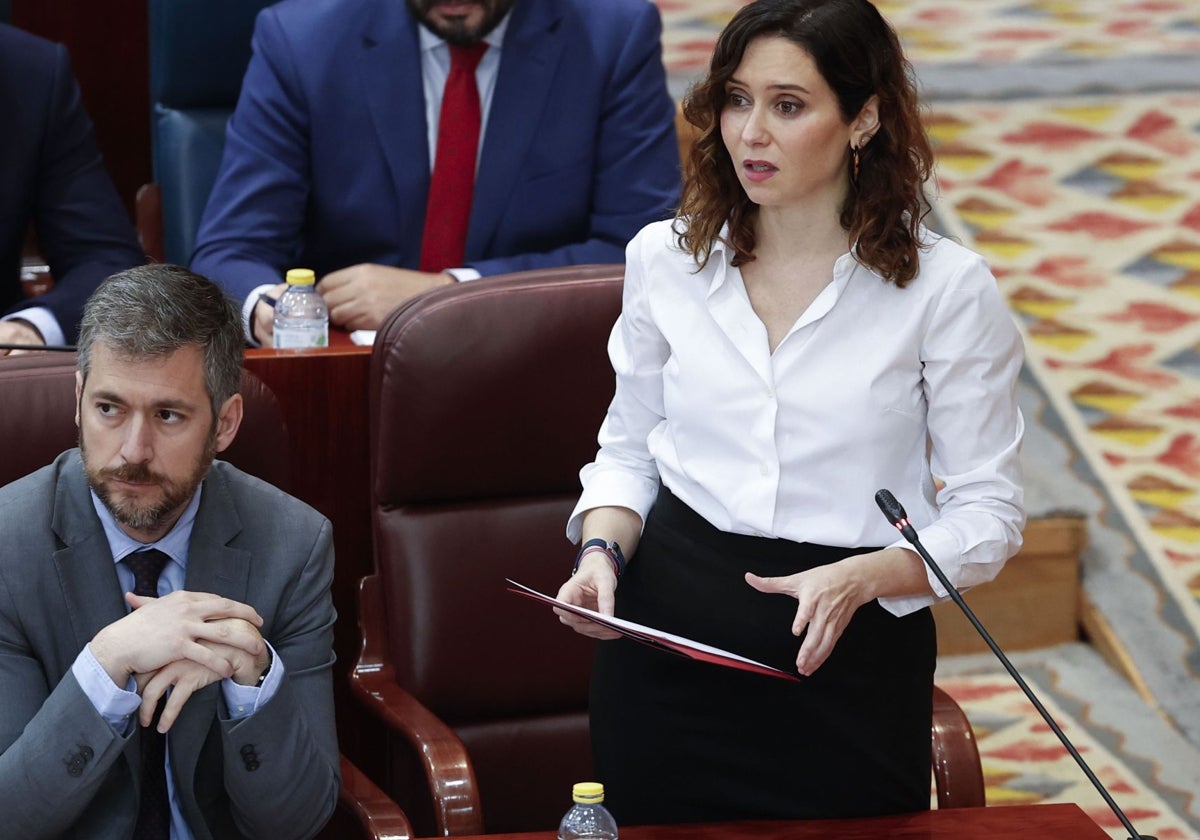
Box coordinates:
[64,748,90,782]
[240,743,259,770]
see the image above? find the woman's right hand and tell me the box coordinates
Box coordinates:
[554,554,622,640]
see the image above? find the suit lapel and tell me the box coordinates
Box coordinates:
[51,453,128,657]
[468,0,565,259]
[359,2,430,258]
[168,466,253,817]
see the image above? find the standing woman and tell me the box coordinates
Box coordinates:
[555,0,1024,826]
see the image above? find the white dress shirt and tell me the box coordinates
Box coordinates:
[568,218,1026,616]
[71,484,283,839]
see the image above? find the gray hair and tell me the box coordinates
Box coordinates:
[77,264,243,415]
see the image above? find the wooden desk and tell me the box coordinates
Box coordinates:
[457,803,1110,839]
[242,331,374,756]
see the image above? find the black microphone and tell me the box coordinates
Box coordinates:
[874,489,1155,840]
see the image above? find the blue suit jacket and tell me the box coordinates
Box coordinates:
[0,24,143,342]
[191,0,682,303]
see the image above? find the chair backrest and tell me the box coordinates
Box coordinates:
[0,353,291,492]
[368,265,624,833]
[148,0,269,264]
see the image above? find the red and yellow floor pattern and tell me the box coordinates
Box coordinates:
[656,0,1200,86]
[928,92,1200,613]
[938,674,1195,838]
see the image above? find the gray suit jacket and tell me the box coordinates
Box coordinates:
[0,450,339,839]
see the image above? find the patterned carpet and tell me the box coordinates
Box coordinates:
[654,1,1200,836]
[937,646,1200,839]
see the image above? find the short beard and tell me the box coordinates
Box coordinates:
[405,0,514,46]
[82,434,216,534]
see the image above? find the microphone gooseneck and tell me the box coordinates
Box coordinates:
[874,489,1154,840]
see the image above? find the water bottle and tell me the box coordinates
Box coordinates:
[557,782,618,840]
[273,268,328,349]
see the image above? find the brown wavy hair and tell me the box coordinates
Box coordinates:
[675,0,933,287]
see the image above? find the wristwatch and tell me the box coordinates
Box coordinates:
[572,538,626,578]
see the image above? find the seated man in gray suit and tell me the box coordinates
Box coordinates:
[0,264,338,838]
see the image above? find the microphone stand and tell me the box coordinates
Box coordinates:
[874,489,1155,840]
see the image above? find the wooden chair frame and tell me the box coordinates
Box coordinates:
[337,756,415,840]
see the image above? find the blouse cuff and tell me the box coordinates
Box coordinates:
[877,527,958,617]
[566,469,659,543]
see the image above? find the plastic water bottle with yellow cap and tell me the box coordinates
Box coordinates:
[557,782,618,840]
[273,268,328,349]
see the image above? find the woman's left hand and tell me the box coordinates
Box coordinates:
[745,559,873,677]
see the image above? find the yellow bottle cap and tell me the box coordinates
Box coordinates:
[285,268,316,285]
[572,782,605,804]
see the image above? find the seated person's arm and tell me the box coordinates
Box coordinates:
[0,583,263,833]
[3,41,143,347]
[191,8,314,342]
[212,517,340,837]
[0,317,48,352]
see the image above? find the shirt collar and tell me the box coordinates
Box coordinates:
[416,11,511,55]
[704,221,864,315]
[91,482,203,569]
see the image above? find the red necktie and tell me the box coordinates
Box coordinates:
[419,42,489,272]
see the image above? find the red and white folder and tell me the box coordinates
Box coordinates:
[506,578,801,683]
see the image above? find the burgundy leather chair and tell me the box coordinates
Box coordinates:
[0,352,290,491]
[353,265,623,836]
[351,265,985,836]
[0,351,412,840]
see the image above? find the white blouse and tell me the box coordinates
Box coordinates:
[568,219,1026,616]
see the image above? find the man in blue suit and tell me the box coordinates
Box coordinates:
[192,0,682,345]
[0,23,144,352]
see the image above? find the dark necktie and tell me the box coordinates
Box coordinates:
[419,42,489,272]
[126,548,171,840]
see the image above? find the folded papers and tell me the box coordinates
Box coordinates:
[506,579,801,682]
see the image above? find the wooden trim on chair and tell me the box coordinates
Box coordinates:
[931,685,986,809]
[135,182,165,264]
[351,573,485,836]
[339,755,414,840]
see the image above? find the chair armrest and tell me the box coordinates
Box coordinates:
[931,685,986,809]
[338,755,414,840]
[352,573,484,836]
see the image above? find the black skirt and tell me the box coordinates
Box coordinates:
[590,486,936,825]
